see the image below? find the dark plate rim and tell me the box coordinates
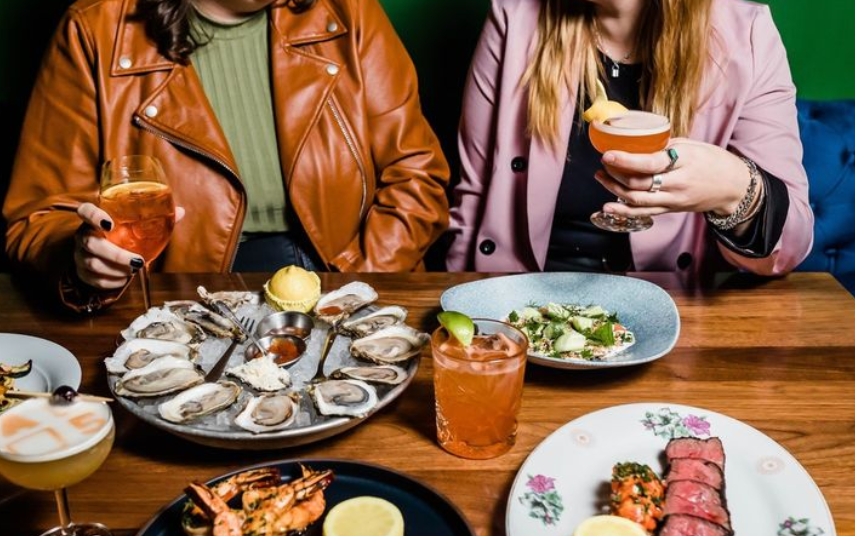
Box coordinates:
[135,457,476,536]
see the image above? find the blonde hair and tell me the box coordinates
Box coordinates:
[522,0,715,143]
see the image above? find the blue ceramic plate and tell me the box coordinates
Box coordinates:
[440,273,680,370]
[136,459,474,536]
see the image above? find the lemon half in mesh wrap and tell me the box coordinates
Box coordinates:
[264,266,322,313]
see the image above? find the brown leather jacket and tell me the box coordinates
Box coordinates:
[3,0,450,284]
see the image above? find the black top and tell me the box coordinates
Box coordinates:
[545,54,790,272]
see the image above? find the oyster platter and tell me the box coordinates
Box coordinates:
[105,275,427,450]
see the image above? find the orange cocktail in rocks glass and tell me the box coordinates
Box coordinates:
[432,314,528,460]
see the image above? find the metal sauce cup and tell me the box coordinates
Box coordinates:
[257,312,315,341]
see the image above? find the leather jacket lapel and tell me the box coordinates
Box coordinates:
[270,0,348,183]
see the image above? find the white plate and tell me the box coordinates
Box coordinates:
[441,274,679,370]
[0,333,82,392]
[506,403,835,536]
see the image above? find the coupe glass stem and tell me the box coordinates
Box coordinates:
[54,488,72,533]
[139,264,152,311]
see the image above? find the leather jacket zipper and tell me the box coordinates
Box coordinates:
[327,99,368,217]
[133,116,246,271]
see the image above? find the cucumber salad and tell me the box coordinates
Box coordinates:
[507,303,635,361]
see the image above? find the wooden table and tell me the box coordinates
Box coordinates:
[2,272,855,536]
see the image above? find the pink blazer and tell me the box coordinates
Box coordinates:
[447,0,813,275]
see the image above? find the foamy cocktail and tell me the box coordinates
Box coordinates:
[0,397,115,536]
[589,111,672,155]
[432,320,528,459]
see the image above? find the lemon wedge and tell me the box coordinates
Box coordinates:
[323,496,404,536]
[574,515,648,536]
[582,79,628,123]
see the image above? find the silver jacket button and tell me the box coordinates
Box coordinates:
[118,57,132,69]
[326,64,340,76]
[327,22,338,32]
[144,105,158,118]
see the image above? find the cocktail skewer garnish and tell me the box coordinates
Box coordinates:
[4,386,113,404]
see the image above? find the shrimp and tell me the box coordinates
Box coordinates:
[184,482,246,536]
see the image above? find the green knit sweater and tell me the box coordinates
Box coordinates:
[191,9,288,234]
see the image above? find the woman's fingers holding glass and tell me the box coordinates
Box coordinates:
[602,148,673,175]
[73,242,132,290]
[602,201,670,218]
[597,170,663,192]
[76,202,113,232]
[595,172,677,208]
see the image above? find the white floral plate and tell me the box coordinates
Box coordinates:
[506,403,835,536]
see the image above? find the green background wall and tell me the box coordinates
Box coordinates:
[0,0,853,269]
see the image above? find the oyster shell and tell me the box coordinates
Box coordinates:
[121,308,205,345]
[226,356,291,392]
[331,365,408,385]
[158,381,241,424]
[314,282,378,324]
[197,286,261,310]
[114,356,204,398]
[309,379,378,417]
[350,325,429,364]
[340,306,408,338]
[166,301,243,340]
[235,393,300,433]
[105,339,194,375]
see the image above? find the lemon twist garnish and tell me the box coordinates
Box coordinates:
[582,79,629,124]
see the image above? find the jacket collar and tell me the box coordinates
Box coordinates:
[110,0,347,76]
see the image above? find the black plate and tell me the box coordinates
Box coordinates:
[136,459,474,536]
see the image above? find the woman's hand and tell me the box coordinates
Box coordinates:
[594,138,758,219]
[74,203,185,290]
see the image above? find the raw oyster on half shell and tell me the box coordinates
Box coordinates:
[331,366,408,385]
[340,306,408,338]
[158,381,241,424]
[121,308,205,345]
[165,301,243,340]
[350,325,429,364]
[309,379,378,418]
[105,339,194,375]
[235,393,300,433]
[314,282,378,324]
[114,356,204,398]
[197,286,261,310]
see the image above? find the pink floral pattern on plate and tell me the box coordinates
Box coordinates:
[641,407,712,439]
[518,474,564,527]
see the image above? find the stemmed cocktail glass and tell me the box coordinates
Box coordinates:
[100,155,176,310]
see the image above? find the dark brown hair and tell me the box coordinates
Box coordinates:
[135,0,318,64]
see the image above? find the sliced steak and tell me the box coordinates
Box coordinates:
[666,437,725,470]
[664,481,731,531]
[660,514,732,536]
[666,458,724,490]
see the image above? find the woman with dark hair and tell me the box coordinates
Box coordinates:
[447,0,813,276]
[4,0,449,310]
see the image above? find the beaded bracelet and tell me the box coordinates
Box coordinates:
[705,157,763,231]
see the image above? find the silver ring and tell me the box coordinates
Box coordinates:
[649,173,664,193]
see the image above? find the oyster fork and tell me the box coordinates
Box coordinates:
[204,316,255,382]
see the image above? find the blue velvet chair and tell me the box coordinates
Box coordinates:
[796,100,855,294]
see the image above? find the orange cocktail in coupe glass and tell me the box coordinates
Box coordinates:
[589,110,672,232]
[100,155,176,310]
[432,319,528,460]
[0,397,115,536]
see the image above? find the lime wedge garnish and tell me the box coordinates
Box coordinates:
[437,311,474,347]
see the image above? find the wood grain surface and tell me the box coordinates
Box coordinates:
[1,272,854,536]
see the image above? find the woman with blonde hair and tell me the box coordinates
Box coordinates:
[447,0,813,275]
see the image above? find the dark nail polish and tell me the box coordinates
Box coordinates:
[130,258,145,270]
[100,219,112,231]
